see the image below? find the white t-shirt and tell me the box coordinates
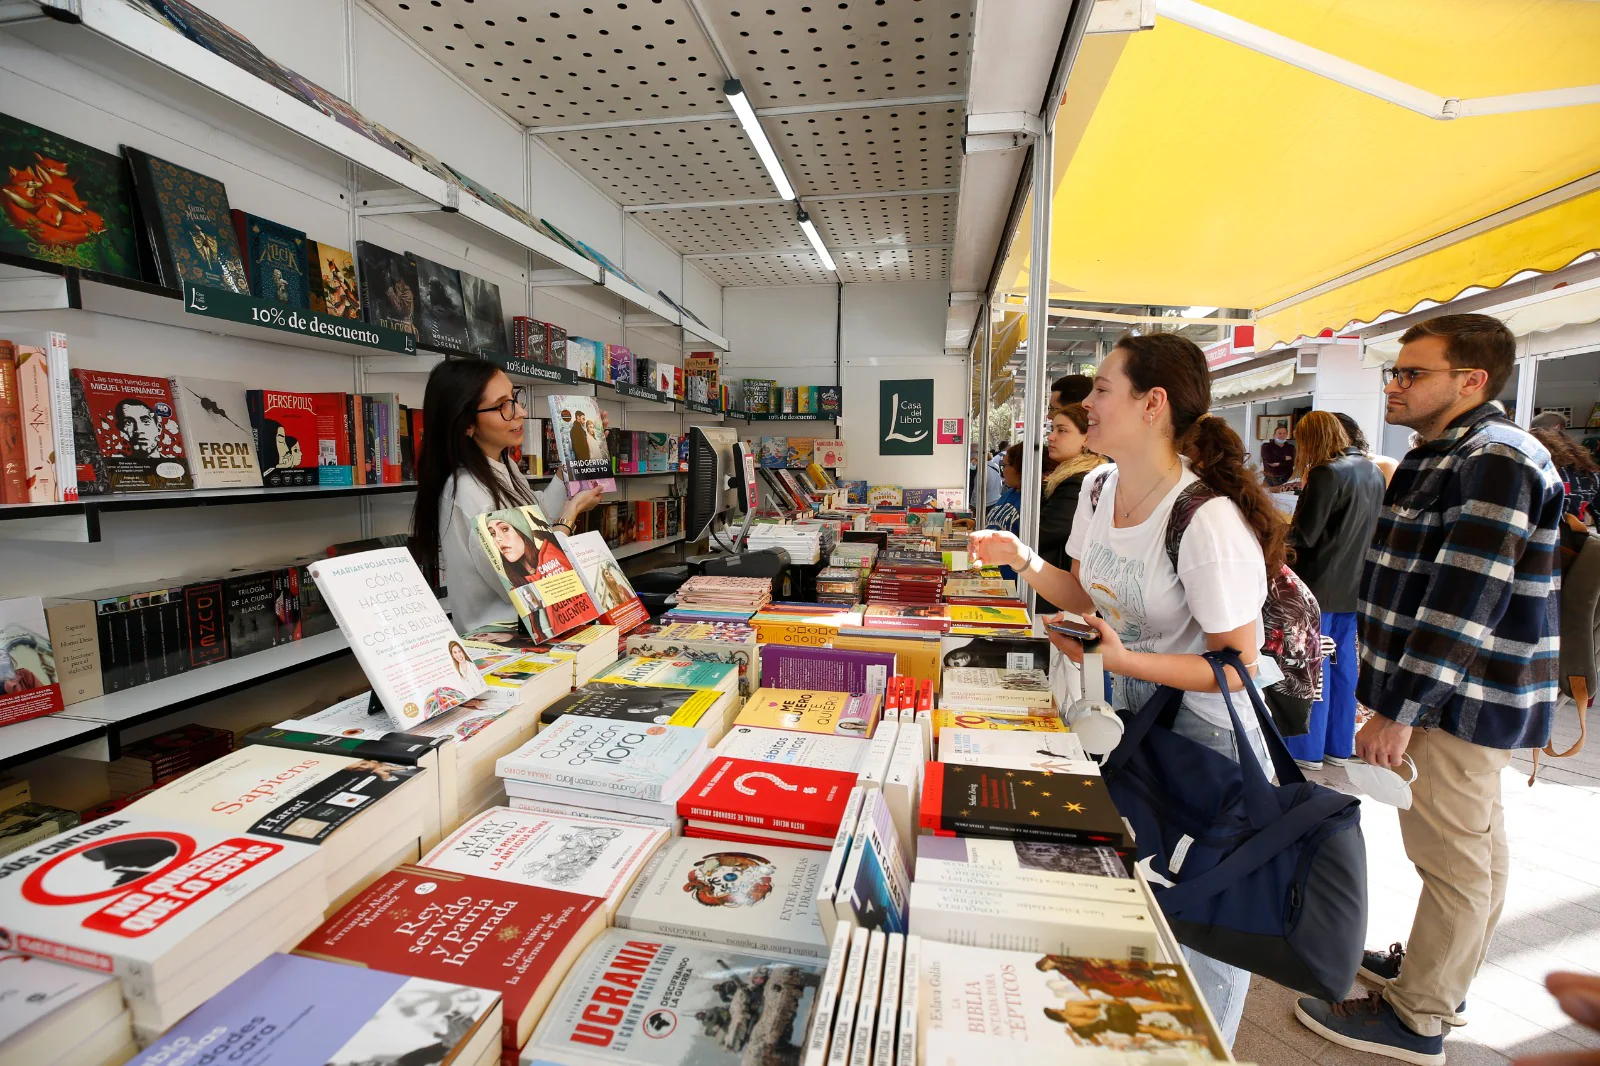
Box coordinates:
[440,459,569,634]
[1064,463,1268,728]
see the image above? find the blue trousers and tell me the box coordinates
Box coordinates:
[1285,611,1358,763]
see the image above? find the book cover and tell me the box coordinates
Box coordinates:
[0,112,141,278]
[940,667,1053,713]
[560,530,648,634]
[787,437,815,469]
[297,864,606,1052]
[246,388,317,487]
[938,634,1049,673]
[842,480,867,504]
[907,881,1158,960]
[566,336,599,379]
[929,708,1067,737]
[678,757,858,840]
[759,436,786,469]
[497,714,708,800]
[412,254,471,353]
[460,270,507,356]
[309,547,487,725]
[714,726,868,774]
[223,570,277,658]
[607,344,634,385]
[355,240,419,336]
[311,391,353,485]
[815,439,846,468]
[168,376,262,489]
[475,503,600,643]
[595,656,738,694]
[866,487,903,509]
[126,953,501,1066]
[0,343,25,504]
[121,146,247,292]
[902,488,938,509]
[423,806,666,901]
[918,763,1126,847]
[625,622,759,698]
[938,729,1097,776]
[546,394,616,493]
[943,605,1031,629]
[70,370,193,493]
[0,597,62,727]
[14,345,53,503]
[305,239,361,319]
[861,606,950,634]
[46,333,76,502]
[734,688,880,738]
[819,386,842,416]
[538,683,725,733]
[935,488,967,510]
[229,210,308,307]
[0,951,120,1054]
[914,836,1137,899]
[758,645,895,697]
[835,790,910,934]
[615,837,830,959]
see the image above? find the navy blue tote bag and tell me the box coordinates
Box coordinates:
[1101,650,1367,1001]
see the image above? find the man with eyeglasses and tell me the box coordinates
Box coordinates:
[1295,314,1563,1062]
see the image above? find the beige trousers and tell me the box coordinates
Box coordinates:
[1383,726,1512,1037]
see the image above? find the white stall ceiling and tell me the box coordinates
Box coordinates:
[374,0,972,285]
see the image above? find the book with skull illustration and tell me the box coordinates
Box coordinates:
[614,836,831,959]
[167,377,262,488]
[677,756,859,849]
[121,146,247,293]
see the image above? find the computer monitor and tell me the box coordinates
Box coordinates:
[686,426,757,545]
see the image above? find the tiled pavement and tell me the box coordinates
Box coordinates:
[1235,713,1599,1064]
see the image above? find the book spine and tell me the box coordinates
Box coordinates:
[894,936,919,1066]
[14,346,54,503]
[828,928,870,1066]
[872,933,903,1066]
[47,334,76,502]
[850,930,886,1066]
[0,342,26,504]
[803,921,855,1066]
[906,882,1158,961]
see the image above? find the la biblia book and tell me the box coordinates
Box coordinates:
[918,762,1127,847]
[308,546,487,725]
[546,394,616,495]
[475,503,601,643]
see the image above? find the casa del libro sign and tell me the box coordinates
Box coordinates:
[878,378,934,456]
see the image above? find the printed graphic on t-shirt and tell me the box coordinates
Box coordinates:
[1079,539,1156,650]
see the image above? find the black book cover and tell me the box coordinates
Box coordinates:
[94,593,128,693]
[940,635,1051,673]
[293,563,337,638]
[411,254,470,353]
[536,682,713,728]
[460,271,507,356]
[271,566,298,646]
[223,571,278,658]
[355,240,419,336]
[818,385,842,416]
[918,762,1127,847]
[121,146,247,293]
[119,592,154,688]
[397,406,415,482]
[182,579,230,668]
[243,725,445,766]
[547,323,567,368]
[361,394,378,483]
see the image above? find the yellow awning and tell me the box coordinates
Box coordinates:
[1013,0,1600,335]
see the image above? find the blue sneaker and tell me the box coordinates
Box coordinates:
[1294,992,1445,1066]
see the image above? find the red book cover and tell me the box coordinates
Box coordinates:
[72,369,194,493]
[296,864,606,1050]
[681,825,832,851]
[311,392,352,465]
[247,389,318,487]
[862,605,951,633]
[883,675,901,716]
[677,757,857,839]
[917,677,933,712]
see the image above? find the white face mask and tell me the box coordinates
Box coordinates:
[1345,755,1417,809]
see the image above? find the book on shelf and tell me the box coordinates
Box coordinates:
[678,756,858,849]
[228,210,309,307]
[355,240,419,336]
[614,836,831,959]
[122,146,248,292]
[734,687,882,738]
[309,546,487,726]
[919,763,1127,847]
[0,596,63,728]
[907,880,1159,960]
[108,722,233,795]
[938,667,1054,714]
[126,952,502,1066]
[305,239,362,319]
[70,370,193,494]
[167,376,263,489]
[558,530,649,634]
[310,391,354,485]
[245,388,320,487]
[411,253,471,353]
[835,789,911,936]
[546,394,616,494]
[914,836,1138,902]
[499,713,711,803]
[2,342,47,504]
[474,503,601,643]
[460,270,507,356]
[0,802,79,859]
[296,864,606,1056]
[0,950,133,1066]
[815,438,846,468]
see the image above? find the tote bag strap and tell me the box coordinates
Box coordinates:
[1204,653,1290,830]
[1101,682,1185,775]
[1207,649,1308,786]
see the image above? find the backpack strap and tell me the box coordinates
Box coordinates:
[1087,466,1110,514]
[1164,482,1219,574]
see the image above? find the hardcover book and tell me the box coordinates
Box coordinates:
[168,376,262,488]
[560,530,648,634]
[70,370,193,493]
[223,570,278,657]
[815,439,846,468]
[121,146,247,292]
[412,254,471,353]
[475,503,600,643]
[0,596,62,727]
[461,270,507,355]
[355,240,419,336]
[245,388,318,487]
[615,837,831,959]
[0,112,141,278]
[734,688,881,738]
[498,714,710,801]
[536,683,726,732]
[546,394,616,494]
[918,763,1127,847]
[524,930,825,1065]
[305,239,362,319]
[678,757,858,845]
[229,210,309,307]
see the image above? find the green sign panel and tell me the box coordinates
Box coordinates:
[878,378,934,455]
[614,380,669,403]
[490,353,576,385]
[182,283,416,354]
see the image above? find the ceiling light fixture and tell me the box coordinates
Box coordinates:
[796,209,837,273]
[723,79,795,201]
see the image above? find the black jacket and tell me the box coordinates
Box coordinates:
[1289,448,1385,612]
[1035,469,1091,612]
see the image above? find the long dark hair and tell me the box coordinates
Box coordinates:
[1115,332,1289,573]
[411,358,528,583]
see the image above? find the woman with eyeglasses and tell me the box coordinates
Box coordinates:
[411,359,603,632]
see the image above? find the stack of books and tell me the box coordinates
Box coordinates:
[588,655,742,734]
[106,724,235,798]
[745,520,825,563]
[675,574,773,613]
[940,666,1056,715]
[0,951,134,1066]
[623,619,760,698]
[815,564,866,606]
[535,682,733,740]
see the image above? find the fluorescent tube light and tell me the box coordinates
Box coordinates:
[723,79,795,201]
[796,209,837,273]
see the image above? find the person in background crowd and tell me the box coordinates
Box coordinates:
[1532,426,1599,522]
[1530,409,1568,432]
[1334,411,1399,486]
[411,359,603,634]
[970,332,1287,1047]
[1295,314,1562,1064]
[1261,422,1296,487]
[984,442,1008,506]
[985,442,1024,535]
[1282,411,1384,772]
[1051,372,1094,413]
[1034,403,1109,612]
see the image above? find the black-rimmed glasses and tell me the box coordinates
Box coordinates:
[477,397,528,420]
[1381,367,1481,390]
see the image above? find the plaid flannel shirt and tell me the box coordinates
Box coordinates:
[1357,404,1563,749]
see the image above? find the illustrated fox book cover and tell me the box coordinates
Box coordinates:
[122,146,247,292]
[0,112,141,279]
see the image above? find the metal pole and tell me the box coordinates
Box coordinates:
[975,301,993,525]
[1018,134,1053,613]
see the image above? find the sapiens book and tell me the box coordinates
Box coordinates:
[70,369,193,494]
[124,952,502,1066]
[678,756,858,847]
[461,270,507,356]
[296,864,607,1055]
[918,762,1127,847]
[305,239,362,319]
[228,210,309,307]
[0,112,142,278]
[0,596,62,727]
[560,530,648,633]
[546,394,616,494]
[412,253,471,353]
[475,503,601,643]
[523,929,825,1065]
[734,688,881,738]
[245,388,318,487]
[309,546,487,726]
[499,713,709,802]
[537,683,726,732]
[355,240,419,336]
[121,146,247,292]
[758,645,896,697]
[615,837,831,959]
[168,376,262,488]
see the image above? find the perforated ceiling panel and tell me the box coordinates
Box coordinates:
[837,246,952,285]
[689,251,837,287]
[775,105,962,197]
[631,202,799,256]
[809,194,954,249]
[539,120,775,205]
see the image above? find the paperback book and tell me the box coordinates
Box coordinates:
[735,688,881,738]
[546,394,616,494]
[537,683,725,732]
[919,763,1126,847]
[758,645,895,697]
[560,530,648,633]
[678,756,859,848]
[624,621,759,698]
[246,389,318,487]
[475,503,601,642]
[168,376,262,488]
[714,726,869,774]
[0,950,130,1066]
[834,789,910,935]
[497,714,709,802]
[70,370,193,494]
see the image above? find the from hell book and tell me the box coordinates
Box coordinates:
[69,369,193,494]
[918,762,1127,847]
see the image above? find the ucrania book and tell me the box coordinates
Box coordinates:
[308,547,486,725]
[523,929,826,1065]
[476,503,601,643]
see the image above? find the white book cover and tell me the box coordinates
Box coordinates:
[168,376,263,488]
[496,714,708,800]
[881,724,923,858]
[715,726,869,774]
[827,927,870,1066]
[907,882,1159,961]
[506,795,682,829]
[803,922,856,1066]
[914,838,1141,906]
[309,548,486,726]
[615,837,830,959]
[914,835,1131,883]
[423,805,666,902]
[871,933,903,1066]
[894,935,919,1066]
[937,728,1099,776]
[848,930,886,1066]
[815,786,865,942]
[0,950,116,1043]
[48,332,77,501]
[856,718,898,787]
[938,667,1054,712]
[835,790,910,935]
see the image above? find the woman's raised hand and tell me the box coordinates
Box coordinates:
[968,529,1026,569]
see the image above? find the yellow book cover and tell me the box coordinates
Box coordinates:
[943,605,1032,629]
[931,708,1067,738]
[734,687,881,736]
[831,630,942,690]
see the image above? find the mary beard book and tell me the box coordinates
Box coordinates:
[918,762,1127,847]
